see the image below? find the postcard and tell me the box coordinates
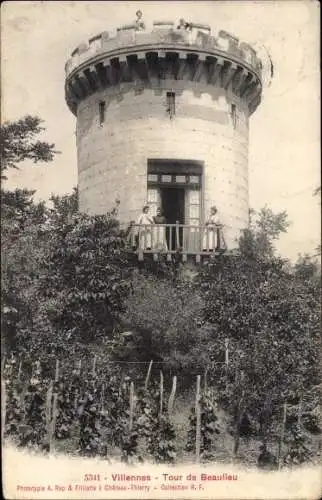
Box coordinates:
[1,1,321,499]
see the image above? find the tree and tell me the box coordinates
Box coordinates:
[240,206,290,260]
[1,116,58,353]
[1,115,58,230]
[294,253,320,283]
[122,272,206,374]
[1,115,58,180]
[35,211,133,347]
[196,208,320,451]
[49,187,79,225]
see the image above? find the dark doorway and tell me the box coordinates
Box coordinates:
[161,187,185,250]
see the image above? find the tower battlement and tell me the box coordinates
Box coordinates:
[65,20,262,116]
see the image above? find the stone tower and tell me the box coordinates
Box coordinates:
[65,17,263,251]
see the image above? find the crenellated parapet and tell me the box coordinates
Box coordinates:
[65,20,263,116]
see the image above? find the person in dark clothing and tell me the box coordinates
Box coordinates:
[177,18,192,31]
[152,207,168,251]
[257,444,278,470]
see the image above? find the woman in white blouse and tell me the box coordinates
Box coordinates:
[202,206,221,251]
[136,204,154,250]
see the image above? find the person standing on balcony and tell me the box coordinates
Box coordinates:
[153,207,168,251]
[135,10,145,31]
[202,206,221,251]
[137,204,154,250]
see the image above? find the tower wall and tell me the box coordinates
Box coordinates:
[65,22,262,249]
[77,83,249,248]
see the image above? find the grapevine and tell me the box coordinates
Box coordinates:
[137,386,177,464]
[186,390,220,461]
[283,424,314,466]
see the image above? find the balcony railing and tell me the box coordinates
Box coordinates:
[127,222,227,261]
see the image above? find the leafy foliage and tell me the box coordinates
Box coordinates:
[193,209,320,453]
[122,273,205,374]
[240,206,290,260]
[2,115,320,467]
[135,387,177,463]
[1,116,58,354]
[1,115,57,179]
[284,424,314,466]
[40,212,133,343]
[186,391,220,461]
[148,415,177,463]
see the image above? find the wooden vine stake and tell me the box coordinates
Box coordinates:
[224,338,229,393]
[167,376,177,416]
[45,381,53,451]
[195,375,201,463]
[17,360,22,382]
[46,360,59,452]
[101,383,105,410]
[224,338,229,367]
[46,380,59,453]
[297,396,303,426]
[92,356,97,377]
[159,371,164,418]
[54,360,60,382]
[1,356,6,376]
[1,357,7,442]
[204,368,208,393]
[144,360,153,390]
[1,377,6,443]
[51,391,58,450]
[129,382,135,431]
[233,375,245,459]
[278,402,287,469]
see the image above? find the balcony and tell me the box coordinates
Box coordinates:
[126,222,228,262]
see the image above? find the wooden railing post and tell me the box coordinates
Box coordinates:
[175,220,180,250]
[182,225,187,259]
[216,225,220,250]
[129,223,225,260]
[129,221,135,248]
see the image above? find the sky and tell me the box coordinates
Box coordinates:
[2,0,321,261]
